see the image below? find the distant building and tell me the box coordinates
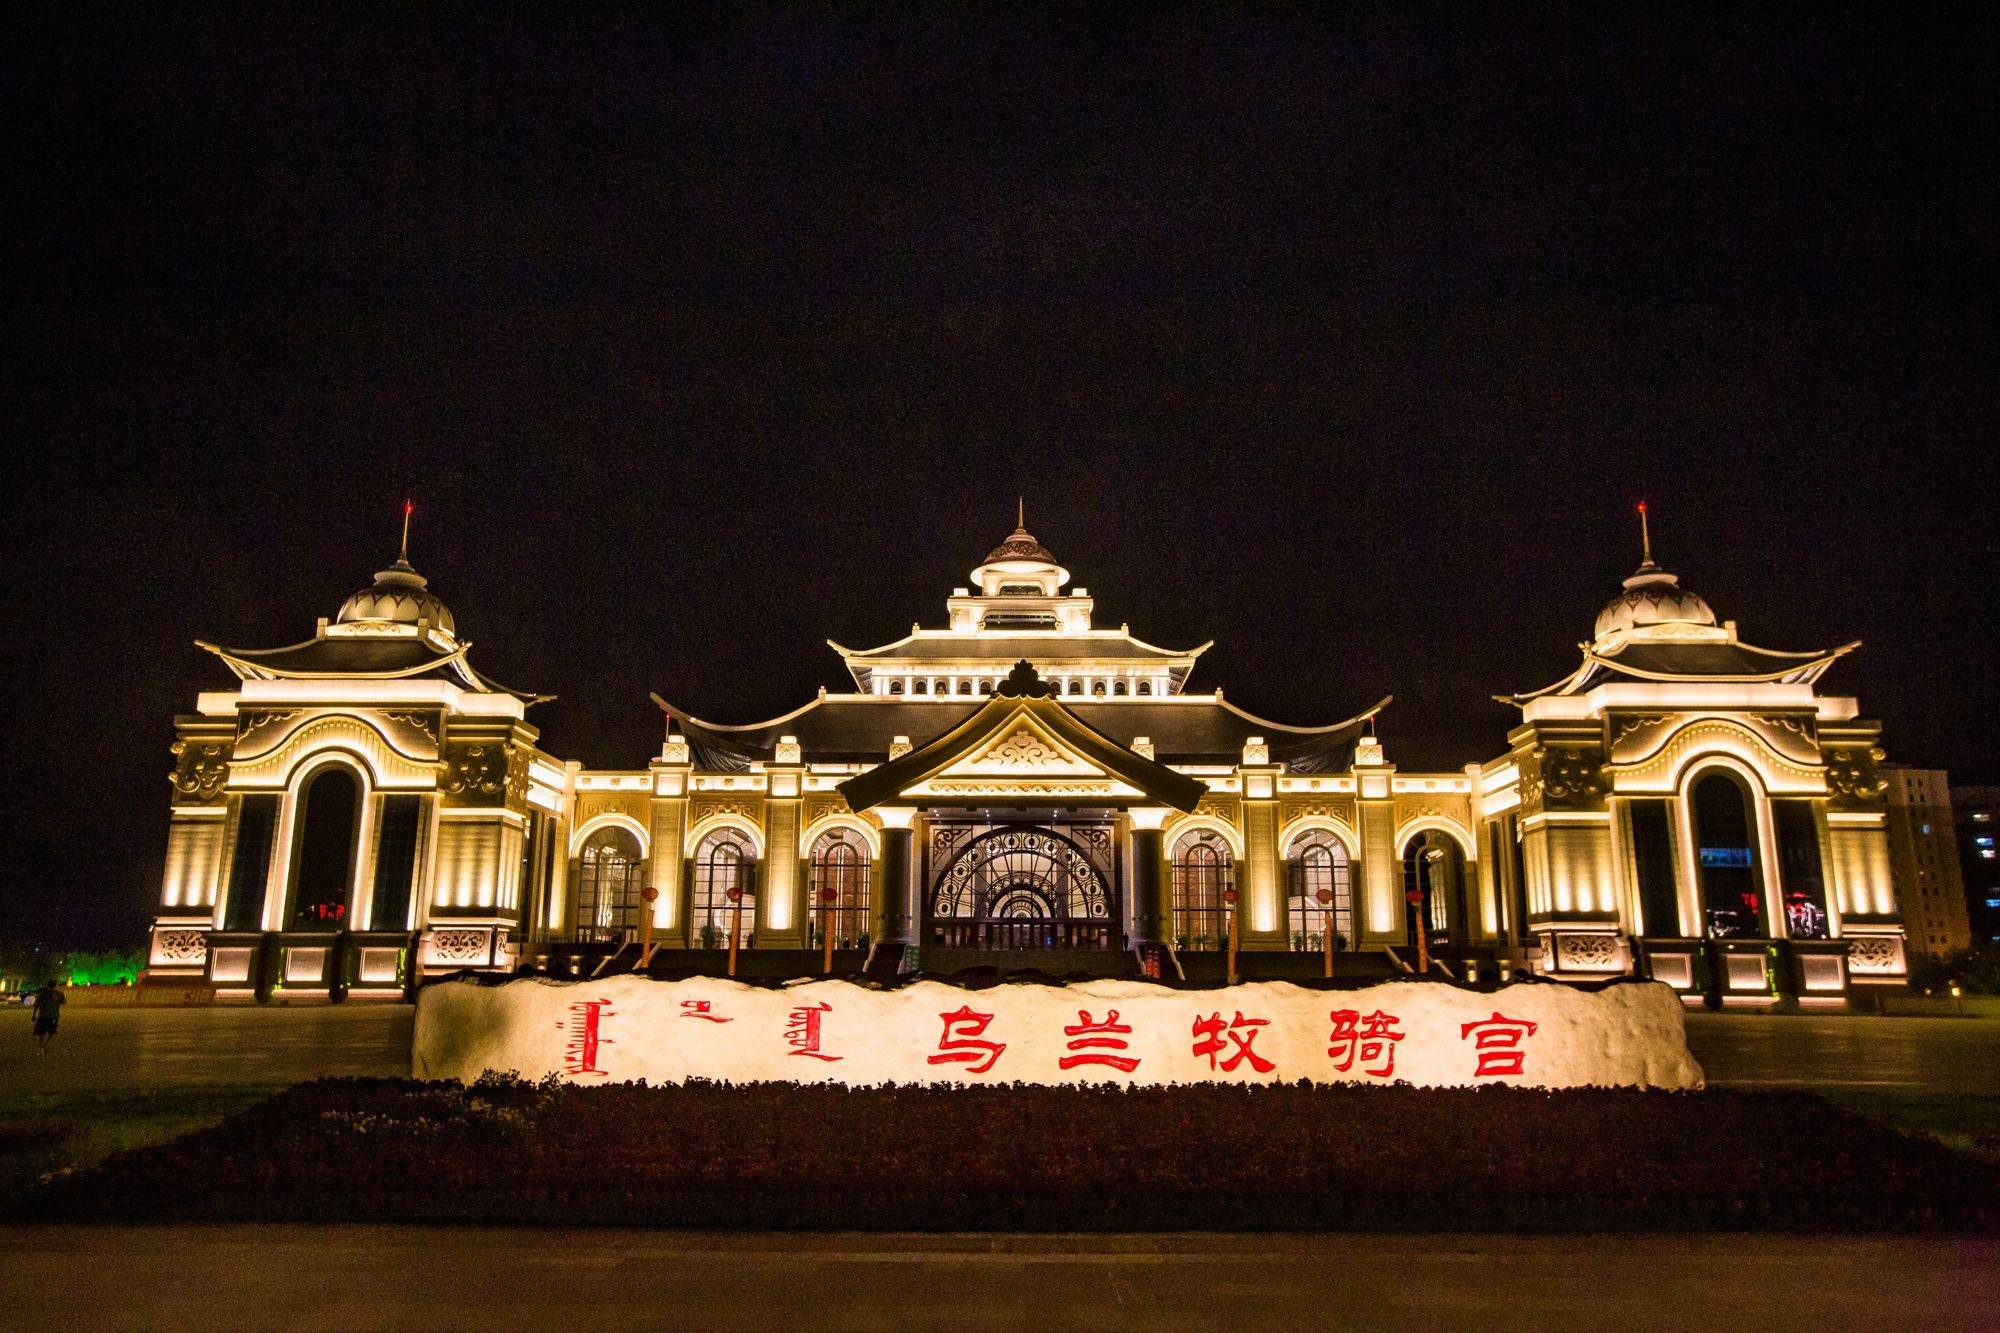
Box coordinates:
[1883,769,1972,956]
[1951,785,2000,946]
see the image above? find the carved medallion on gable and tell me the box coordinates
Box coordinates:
[690,796,761,827]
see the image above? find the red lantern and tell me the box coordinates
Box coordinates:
[1405,888,1425,905]
[819,888,839,904]
[725,888,743,903]
[1222,888,1239,906]
[641,886,659,903]
[1315,889,1333,906]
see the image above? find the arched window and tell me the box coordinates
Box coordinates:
[981,679,995,694]
[888,680,903,695]
[1692,771,1764,938]
[575,827,644,943]
[1091,679,1107,696]
[693,829,758,949]
[1113,680,1128,696]
[1136,680,1152,696]
[957,679,972,695]
[1170,830,1233,951]
[1064,678,1079,695]
[1402,830,1466,945]
[1286,830,1353,951]
[913,679,929,696]
[288,765,360,929]
[810,830,873,950]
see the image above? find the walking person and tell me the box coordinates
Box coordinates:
[30,980,63,1054]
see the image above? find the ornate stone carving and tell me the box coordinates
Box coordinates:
[690,797,756,826]
[1610,714,1668,750]
[240,709,300,735]
[974,728,1067,771]
[168,741,229,803]
[383,710,440,744]
[1824,747,1888,809]
[154,928,208,964]
[429,928,491,964]
[1531,744,1605,810]
[442,744,506,801]
[1555,933,1619,971]
[1846,935,1900,975]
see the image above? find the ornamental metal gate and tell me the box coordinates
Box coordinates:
[925,823,1119,950]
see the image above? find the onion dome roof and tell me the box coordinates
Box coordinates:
[982,524,1058,565]
[1593,560,1717,640]
[336,557,456,635]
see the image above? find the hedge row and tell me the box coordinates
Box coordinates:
[33,1077,2000,1231]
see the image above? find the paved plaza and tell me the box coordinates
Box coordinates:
[3,1227,1995,1331]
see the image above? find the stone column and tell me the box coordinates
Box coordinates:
[761,743,805,948]
[649,743,691,947]
[1236,740,1284,950]
[1128,807,1170,946]
[875,806,917,949]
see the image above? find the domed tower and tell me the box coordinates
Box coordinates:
[1482,505,1900,1003]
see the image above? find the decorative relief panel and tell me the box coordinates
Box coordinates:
[1553,932,1620,972]
[441,742,509,805]
[1824,746,1889,810]
[1533,745,1605,810]
[1846,935,1903,975]
[690,796,762,828]
[151,928,209,966]
[428,927,492,965]
[804,796,850,826]
[168,740,229,804]
[227,714,436,790]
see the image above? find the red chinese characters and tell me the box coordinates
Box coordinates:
[1460,1011,1538,1077]
[927,1006,1006,1075]
[679,999,732,1023]
[1192,1010,1274,1074]
[785,1001,842,1063]
[1327,1008,1404,1078]
[556,998,614,1078]
[1059,1009,1139,1073]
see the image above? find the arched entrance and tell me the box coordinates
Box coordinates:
[928,825,1114,949]
[1691,770,1764,938]
[1402,829,1467,947]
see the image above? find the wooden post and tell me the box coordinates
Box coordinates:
[1224,887,1240,985]
[1319,887,1334,978]
[726,888,743,978]
[1409,887,1430,974]
[638,886,659,971]
[820,887,837,975]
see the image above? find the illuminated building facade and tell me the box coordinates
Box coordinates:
[143,513,1910,1004]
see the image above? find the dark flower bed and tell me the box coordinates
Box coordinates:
[31,1077,2000,1231]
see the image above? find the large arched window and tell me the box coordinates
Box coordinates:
[575,827,644,943]
[1402,830,1466,945]
[1692,770,1764,938]
[287,765,360,929]
[1286,830,1353,952]
[1170,830,1232,951]
[693,829,758,948]
[810,829,873,950]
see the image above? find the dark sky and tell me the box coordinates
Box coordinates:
[3,10,1995,946]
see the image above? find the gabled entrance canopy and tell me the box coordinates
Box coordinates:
[838,661,1208,814]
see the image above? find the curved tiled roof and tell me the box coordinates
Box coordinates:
[980,525,1058,565]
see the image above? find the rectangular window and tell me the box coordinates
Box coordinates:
[1628,800,1680,937]
[369,795,423,931]
[1773,799,1831,939]
[222,795,280,932]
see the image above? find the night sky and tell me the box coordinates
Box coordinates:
[4,11,1995,946]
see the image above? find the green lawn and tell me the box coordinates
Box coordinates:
[0,1085,285,1204]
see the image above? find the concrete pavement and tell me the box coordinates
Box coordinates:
[3,1228,1994,1331]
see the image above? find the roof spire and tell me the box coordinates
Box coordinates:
[399,498,414,563]
[1017,495,1025,530]
[1637,500,1652,565]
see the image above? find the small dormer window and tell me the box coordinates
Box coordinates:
[1113,680,1129,696]
[913,679,929,695]
[957,679,972,695]
[981,679,995,694]
[1137,680,1153,696]
[889,680,903,695]
[1092,680,1107,696]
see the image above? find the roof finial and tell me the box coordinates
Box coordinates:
[1017,495,1025,531]
[1637,500,1652,565]
[399,498,414,563]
